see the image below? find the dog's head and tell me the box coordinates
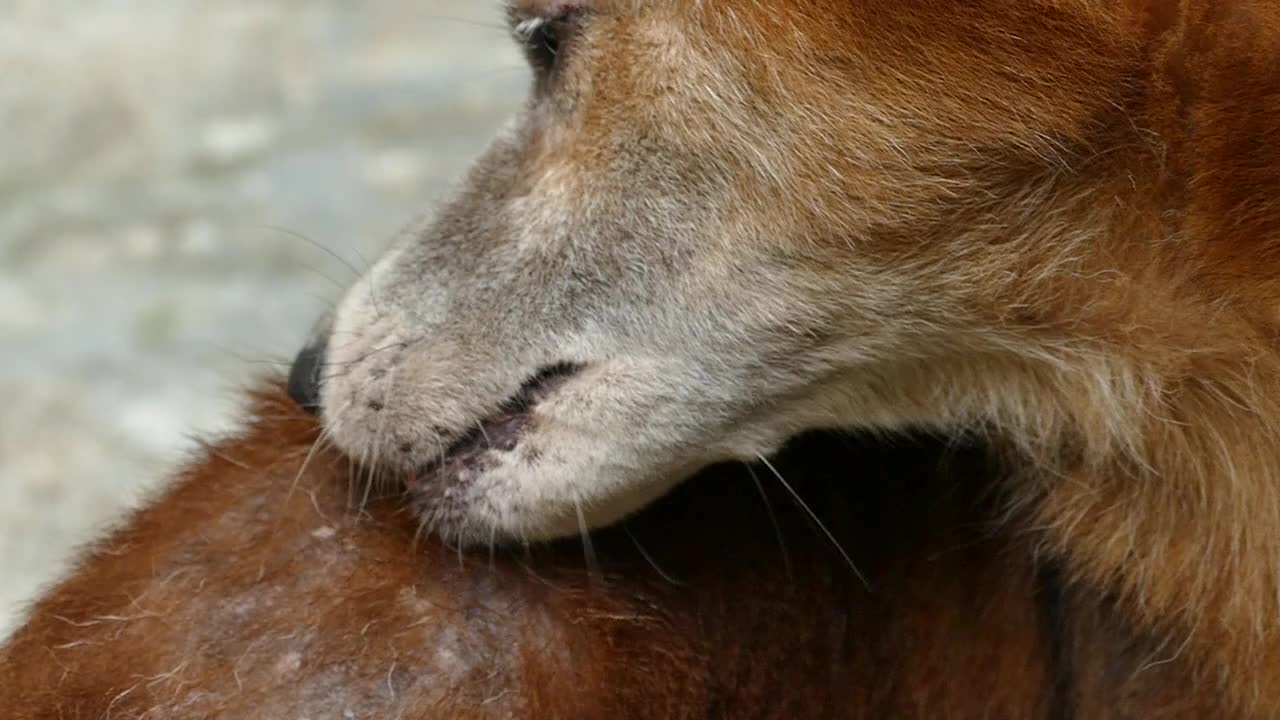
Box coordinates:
[299,0,1146,544]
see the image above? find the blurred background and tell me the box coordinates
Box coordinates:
[0,0,524,635]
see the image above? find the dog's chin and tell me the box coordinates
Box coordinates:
[406,431,699,546]
[400,402,807,546]
[390,360,787,545]
[408,461,634,546]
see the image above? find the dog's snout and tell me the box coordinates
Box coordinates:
[288,312,333,415]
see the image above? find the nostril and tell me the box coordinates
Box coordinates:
[288,336,328,415]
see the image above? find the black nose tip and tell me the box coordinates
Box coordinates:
[288,334,328,415]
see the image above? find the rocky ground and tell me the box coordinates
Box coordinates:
[0,0,524,635]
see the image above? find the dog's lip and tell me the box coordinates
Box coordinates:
[414,362,583,479]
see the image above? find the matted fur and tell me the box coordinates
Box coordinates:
[309,0,1280,714]
[0,385,1244,717]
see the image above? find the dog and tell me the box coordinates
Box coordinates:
[296,1,1280,712]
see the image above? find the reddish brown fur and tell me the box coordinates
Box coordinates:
[0,385,1246,717]
[668,2,1280,713]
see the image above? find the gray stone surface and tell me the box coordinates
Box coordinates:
[0,0,524,635]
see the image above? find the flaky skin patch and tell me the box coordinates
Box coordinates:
[326,0,1280,713]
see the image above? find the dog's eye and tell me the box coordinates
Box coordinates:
[522,19,560,70]
[515,15,577,75]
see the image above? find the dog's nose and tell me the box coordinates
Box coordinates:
[288,312,333,415]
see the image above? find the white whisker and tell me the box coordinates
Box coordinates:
[574,496,602,582]
[756,454,869,590]
[744,463,793,580]
[623,524,682,586]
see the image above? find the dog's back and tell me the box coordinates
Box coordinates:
[0,386,1233,718]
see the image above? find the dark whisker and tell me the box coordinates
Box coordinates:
[253,224,365,281]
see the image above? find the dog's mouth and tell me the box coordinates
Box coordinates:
[413,363,582,484]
